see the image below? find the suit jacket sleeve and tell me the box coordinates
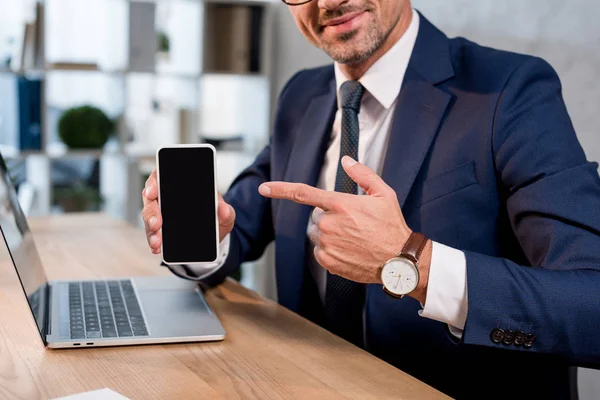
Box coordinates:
[462,56,600,366]
[198,71,303,287]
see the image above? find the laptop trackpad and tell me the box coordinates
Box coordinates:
[133,276,223,338]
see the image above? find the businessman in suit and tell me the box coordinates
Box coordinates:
[142,0,600,398]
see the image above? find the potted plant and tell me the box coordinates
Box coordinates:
[156,31,170,62]
[58,105,115,149]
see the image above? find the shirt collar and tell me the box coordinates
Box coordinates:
[334,8,420,109]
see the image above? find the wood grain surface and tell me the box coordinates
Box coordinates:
[0,213,450,400]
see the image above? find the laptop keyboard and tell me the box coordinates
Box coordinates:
[68,280,149,339]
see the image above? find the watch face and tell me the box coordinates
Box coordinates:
[381,257,419,295]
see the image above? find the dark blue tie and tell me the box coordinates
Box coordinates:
[324,80,366,347]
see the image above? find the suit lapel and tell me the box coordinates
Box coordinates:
[282,88,336,189]
[381,66,452,208]
[381,12,455,207]
[276,82,337,311]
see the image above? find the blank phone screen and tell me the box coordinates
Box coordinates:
[158,146,218,263]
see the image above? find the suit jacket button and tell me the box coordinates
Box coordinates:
[514,331,527,346]
[502,329,516,345]
[490,328,505,344]
[523,333,536,348]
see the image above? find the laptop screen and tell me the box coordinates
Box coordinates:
[0,153,48,344]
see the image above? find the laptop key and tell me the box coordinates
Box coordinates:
[133,329,148,336]
[86,331,101,339]
[103,330,117,338]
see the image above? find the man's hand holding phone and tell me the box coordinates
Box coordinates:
[142,169,236,255]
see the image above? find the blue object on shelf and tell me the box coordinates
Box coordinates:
[17,76,42,151]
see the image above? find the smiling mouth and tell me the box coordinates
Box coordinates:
[323,11,364,27]
[319,10,367,33]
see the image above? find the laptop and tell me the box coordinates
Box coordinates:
[0,153,225,348]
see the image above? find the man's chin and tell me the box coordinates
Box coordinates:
[322,43,372,65]
[322,34,365,61]
[327,49,372,65]
[322,28,382,65]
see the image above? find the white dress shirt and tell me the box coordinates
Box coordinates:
[185,9,468,336]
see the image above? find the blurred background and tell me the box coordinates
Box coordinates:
[0,0,598,396]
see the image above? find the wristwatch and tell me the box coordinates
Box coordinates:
[380,232,428,298]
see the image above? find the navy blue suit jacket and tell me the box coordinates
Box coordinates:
[197,11,600,399]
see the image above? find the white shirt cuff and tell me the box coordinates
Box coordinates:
[418,241,468,338]
[183,233,231,278]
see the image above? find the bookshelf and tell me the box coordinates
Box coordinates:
[0,0,276,226]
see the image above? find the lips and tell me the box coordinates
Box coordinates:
[323,11,364,27]
[320,10,366,35]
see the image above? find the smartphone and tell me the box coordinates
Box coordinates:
[156,144,219,264]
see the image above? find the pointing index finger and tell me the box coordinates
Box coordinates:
[259,182,337,210]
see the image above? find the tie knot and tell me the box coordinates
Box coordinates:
[340,80,365,112]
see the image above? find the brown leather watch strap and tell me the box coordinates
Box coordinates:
[400,232,428,263]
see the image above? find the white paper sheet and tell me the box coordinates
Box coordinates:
[51,388,130,400]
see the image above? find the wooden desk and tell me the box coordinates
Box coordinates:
[0,213,450,400]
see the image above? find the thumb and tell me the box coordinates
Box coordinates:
[342,156,390,196]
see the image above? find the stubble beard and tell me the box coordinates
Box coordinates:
[320,15,388,65]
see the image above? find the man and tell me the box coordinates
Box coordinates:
[142,0,600,398]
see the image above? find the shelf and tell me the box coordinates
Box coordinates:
[46,68,197,79]
[1,149,105,160]
[16,67,264,80]
[130,71,200,80]
[0,149,41,159]
[0,69,46,77]
[201,71,268,78]
[1,0,274,227]
[46,62,100,71]
[9,67,206,79]
[0,146,153,160]
[46,66,126,75]
[45,149,107,159]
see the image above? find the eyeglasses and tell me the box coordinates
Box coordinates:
[281,0,313,5]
